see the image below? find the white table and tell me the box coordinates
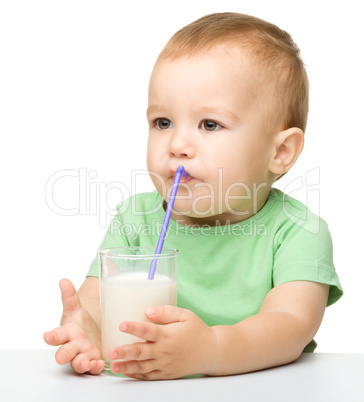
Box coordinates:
[1,350,363,401]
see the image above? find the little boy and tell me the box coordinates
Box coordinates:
[44,12,343,380]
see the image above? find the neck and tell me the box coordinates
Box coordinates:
[167,190,271,227]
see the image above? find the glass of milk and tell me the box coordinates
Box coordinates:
[99,246,178,376]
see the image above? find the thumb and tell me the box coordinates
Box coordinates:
[59,278,82,315]
[145,305,188,324]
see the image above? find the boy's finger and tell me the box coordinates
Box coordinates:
[89,359,105,375]
[43,325,71,346]
[71,354,105,374]
[70,353,92,373]
[118,321,161,342]
[59,278,82,315]
[110,340,155,361]
[55,340,80,365]
[145,305,188,324]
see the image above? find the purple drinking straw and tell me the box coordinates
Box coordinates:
[148,165,185,280]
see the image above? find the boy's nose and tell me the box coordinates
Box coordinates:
[168,132,195,159]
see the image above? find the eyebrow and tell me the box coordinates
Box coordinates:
[196,107,240,122]
[146,105,240,122]
[146,105,163,117]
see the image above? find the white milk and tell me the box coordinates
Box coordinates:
[101,272,177,363]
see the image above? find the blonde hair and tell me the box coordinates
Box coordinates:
[157,12,309,132]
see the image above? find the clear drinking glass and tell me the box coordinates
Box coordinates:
[99,246,178,376]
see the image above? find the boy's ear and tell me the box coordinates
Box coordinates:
[268,127,304,175]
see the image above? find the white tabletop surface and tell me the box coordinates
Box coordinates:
[1,350,363,402]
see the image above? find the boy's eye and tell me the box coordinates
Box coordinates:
[155,118,173,130]
[201,120,221,131]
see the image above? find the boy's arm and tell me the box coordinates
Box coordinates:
[209,280,329,375]
[109,280,329,379]
[77,277,101,326]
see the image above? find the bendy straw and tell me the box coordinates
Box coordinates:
[148,165,185,280]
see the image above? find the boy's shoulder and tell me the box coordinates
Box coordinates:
[268,187,326,236]
[115,189,160,204]
[268,188,309,214]
[115,190,162,217]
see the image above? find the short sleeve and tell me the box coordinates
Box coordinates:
[273,210,343,307]
[86,204,130,277]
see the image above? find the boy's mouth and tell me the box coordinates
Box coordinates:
[171,169,196,183]
[179,172,195,183]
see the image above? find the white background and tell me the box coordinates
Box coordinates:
[1,0,363,353]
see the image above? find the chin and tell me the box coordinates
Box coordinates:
[173,199,217,218]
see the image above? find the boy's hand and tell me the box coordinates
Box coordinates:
[108,306,217,380]
[43,279,105,375]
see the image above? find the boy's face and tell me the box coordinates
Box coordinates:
[147,47,277,226]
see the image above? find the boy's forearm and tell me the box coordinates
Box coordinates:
[207,312,309,376]
[77,277,101,327]
[78,294,101,327]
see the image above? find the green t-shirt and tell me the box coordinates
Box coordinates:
[88,188,343,352]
